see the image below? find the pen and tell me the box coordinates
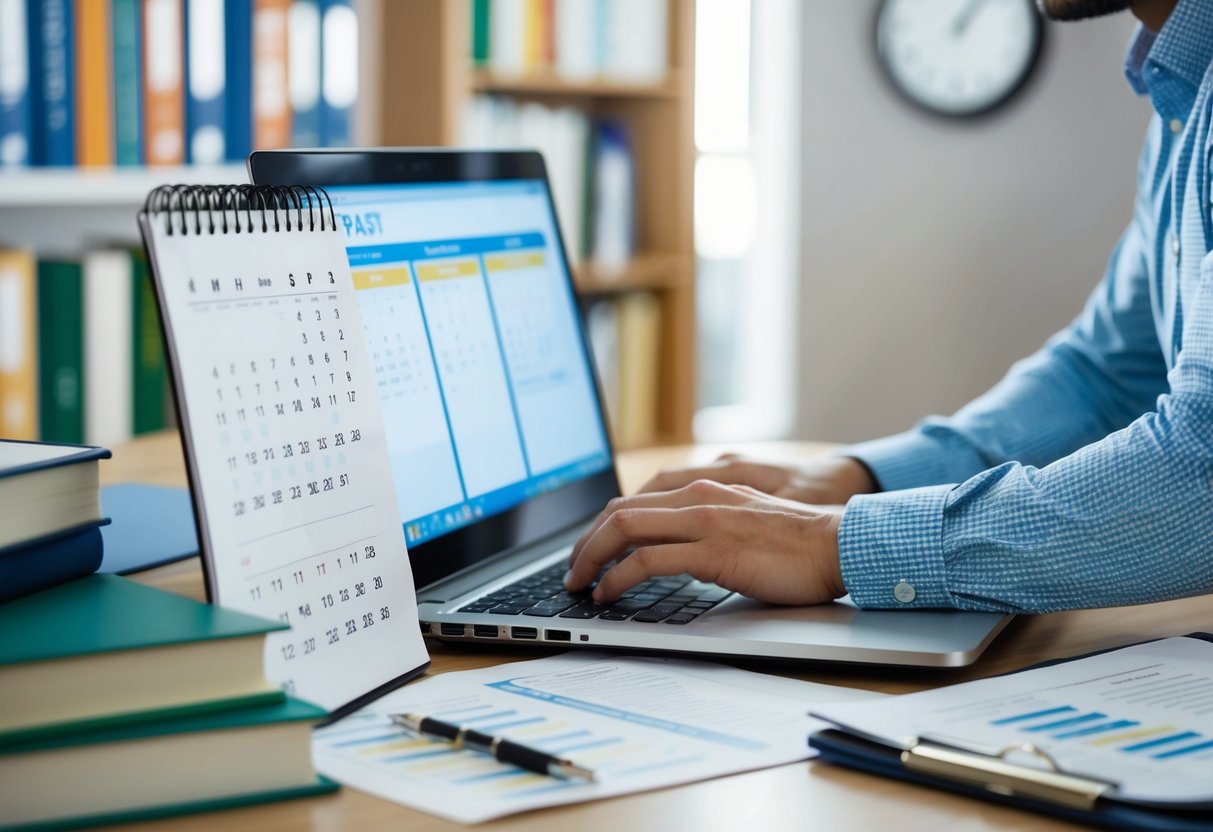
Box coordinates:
[389,712,596,781]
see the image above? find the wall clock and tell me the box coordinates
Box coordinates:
[875,0,1045,118]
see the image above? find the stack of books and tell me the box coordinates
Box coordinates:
[0,439,111,601]
[0,574,335,828]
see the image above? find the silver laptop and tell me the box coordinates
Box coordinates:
[250,149,1011,668]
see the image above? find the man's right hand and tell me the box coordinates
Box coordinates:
[637,453,877,506]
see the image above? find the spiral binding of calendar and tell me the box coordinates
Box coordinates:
[143,184,336,236]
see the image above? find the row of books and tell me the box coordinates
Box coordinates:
[0,0,359,169]
[461,94,635,271]
[0,245,173,447]
[585,291,661,448]
[473,0,669,84]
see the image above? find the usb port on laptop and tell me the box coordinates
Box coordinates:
[511,626,538,640]
[473,625,498,638]
[440,623,466,637]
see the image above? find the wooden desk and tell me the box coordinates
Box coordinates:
[106,433,1213,831]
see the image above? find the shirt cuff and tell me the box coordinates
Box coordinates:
[837,485,954,609]
[840,427,984,492]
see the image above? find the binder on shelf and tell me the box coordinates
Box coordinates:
[810,634,1213,831]
[287,0,322,148]
[185,0,228,164]
[112,0,144,166]
[37,256,85,444]
[0,0,32,167]
[318,0,357,147]
[251,0,290,150]
[0,249,38,440]
[73,0,115,166]
[224,0,253,160]
[29,0,74,166]
[143,0,186,165]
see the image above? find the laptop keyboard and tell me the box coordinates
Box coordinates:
[457,562,733,625]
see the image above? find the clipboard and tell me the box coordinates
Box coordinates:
[808,633,1213,831]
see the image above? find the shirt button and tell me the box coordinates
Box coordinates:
[1172,234,1180,257]
[893,580,916,604]
[1170,118,1183,134]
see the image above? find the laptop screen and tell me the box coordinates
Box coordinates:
[250,151,620,590]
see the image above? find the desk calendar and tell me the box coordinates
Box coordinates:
[139,185,429,714]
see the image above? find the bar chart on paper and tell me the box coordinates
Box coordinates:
[312,653,881,823]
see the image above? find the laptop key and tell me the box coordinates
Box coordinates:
[487,603,530,614]
[558,603,611,619]
[664,616,695,625]
[599,610,634,620]
[632,603,683,623]
[458,603,493,613]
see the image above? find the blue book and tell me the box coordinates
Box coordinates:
[0,440,109,552]
[111,0,142,166]
[223,0,251,162]
[0,0,33,166]
[288,0,321,148]
[0,523,107,602]
[98,483,199,575]
[185,0,227,164]
[28,0,73,166]
[318,0,356,147]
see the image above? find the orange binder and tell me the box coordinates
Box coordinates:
[252,0,291,150]
[0,250,39,440]
[74,0,115,166]
[142,0,185,165]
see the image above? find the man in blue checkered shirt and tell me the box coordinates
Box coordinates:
[565,0,1213,614]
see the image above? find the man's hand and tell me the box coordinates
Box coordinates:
[563,479,847,605]
[638,453,877,506]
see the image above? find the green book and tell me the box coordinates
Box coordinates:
[0,575,288,744]
[472,0,491,65]
[36,258,85,444]
[0,696,336,831]
[129,246,168,434]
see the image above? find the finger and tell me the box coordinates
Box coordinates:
[569,480,751,570]
[565,505,713,591]
[637,463,730,494]
[592,543,711,602]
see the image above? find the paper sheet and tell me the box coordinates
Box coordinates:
[813,636,1213,802]
[312,652,882,823]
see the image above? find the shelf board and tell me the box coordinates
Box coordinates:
[471,69,682,99]
[0,165,247,207]
[573,253,690,294]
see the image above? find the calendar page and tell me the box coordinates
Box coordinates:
[139,195,429,713]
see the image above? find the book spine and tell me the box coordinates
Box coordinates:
[0,525,103,603]
[0,0,32,166]
[0,249,38,439]
[142,0,185,165]
[83,249,134,447]
[471,0,490,67]
[318,0,355,147]
[185,0,227,163]
[287,0,320,148]
[36,258,85,444]
[73,0,114,166]
[251,0,289,149]
[223,0,251,160]
[35,0,73,165]
[111,0,143,166]
[129,247,167,435]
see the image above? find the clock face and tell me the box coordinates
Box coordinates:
[876,0,1045,118]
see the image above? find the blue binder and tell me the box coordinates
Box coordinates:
[809,633,1213,831]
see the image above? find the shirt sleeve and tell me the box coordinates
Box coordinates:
[838,252,1213,614]
[841,126,1169,493]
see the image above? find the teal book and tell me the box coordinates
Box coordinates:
[129,247,167,434]
[36,258,85,444]
[111,0,143,165]
[0,523,107,603]
[472,0,491,65]
[0,575,287,743]
[0,696,336,831]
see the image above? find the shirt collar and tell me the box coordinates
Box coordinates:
[1124,0,1213,99]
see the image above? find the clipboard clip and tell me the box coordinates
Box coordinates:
[901,740,1116,810]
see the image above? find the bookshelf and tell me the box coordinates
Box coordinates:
[0,0,696,447]
[373,0,697,446]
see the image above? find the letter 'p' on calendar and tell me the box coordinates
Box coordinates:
[139,185,429,715]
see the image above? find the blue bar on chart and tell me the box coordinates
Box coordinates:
[1120,731,1200,753]
[1022,712,1105,733]
[1153,739,1213,760]
[1053,719,1139,740]
[990,705,1076,725]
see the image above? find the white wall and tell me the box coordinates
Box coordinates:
[795,4,1150,443]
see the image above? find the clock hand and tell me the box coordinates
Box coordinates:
[952,0,992,37]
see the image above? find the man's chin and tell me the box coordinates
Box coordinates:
[1036,0,1133,21]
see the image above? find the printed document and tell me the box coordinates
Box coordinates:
[313,652,881,822]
